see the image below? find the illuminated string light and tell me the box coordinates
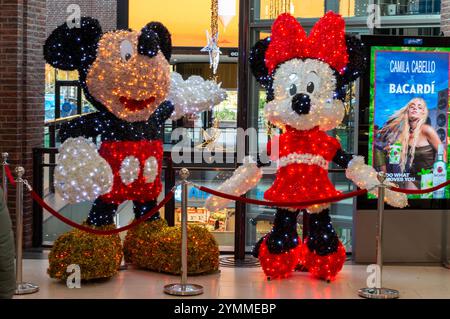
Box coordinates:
[55,137,113,203]
[346,156,408,208]
[98,140,163,204]
[169,72,227,120]
[123,219,220,275]
[45,17,223,280]
[264,126,343,213]
[47,223,123,281]
[86,30,171,123]
[205,156,263,211]
[210,12,375,280]
[265,12,349,76]
[265,59,345,132]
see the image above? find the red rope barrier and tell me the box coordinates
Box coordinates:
[30,190,174,235]
[389,180,450,195]
[198,185,367,208]
[4,165,16,186]
[5,160,450,235]
[6,164,175,234]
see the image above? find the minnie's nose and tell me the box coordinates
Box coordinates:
[291,93,311,115]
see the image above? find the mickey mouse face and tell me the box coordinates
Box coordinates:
[86,30,170,122]
[44,17,173,123]
[266,58,345,131]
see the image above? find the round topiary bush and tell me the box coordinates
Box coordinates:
[123,219,219,275]
[47,224,123,281]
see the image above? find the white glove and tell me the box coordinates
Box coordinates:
[169,72,227,120]
[54,137,113,203]
[346,155,408,208]
[205,156,262,212]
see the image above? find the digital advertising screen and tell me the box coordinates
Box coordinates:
[367,45,450,200]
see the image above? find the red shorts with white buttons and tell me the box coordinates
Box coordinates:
[99,139,163,204]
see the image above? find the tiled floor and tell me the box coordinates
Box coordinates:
[14,259,450,299]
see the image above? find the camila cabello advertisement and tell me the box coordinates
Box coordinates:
[368,46,450,199]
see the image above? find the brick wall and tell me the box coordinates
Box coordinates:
[0,0,46,248]
[0,1,117,247]
[442,0,450,35]
[46,0,117,36]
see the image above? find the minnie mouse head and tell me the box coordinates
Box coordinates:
[250,12,365,131]
[44,17,172,122]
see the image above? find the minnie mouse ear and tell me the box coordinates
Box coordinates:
[249,37,272,88]
[335,35,367,96]
[249,37,274,101]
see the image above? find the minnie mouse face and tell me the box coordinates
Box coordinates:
[250,12,365,132]
[267,58,343,131]
[44,17,172,122]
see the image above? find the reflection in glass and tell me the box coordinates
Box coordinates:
[174,170,236,251]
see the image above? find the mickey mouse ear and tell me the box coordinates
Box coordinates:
[44,17,102,71]
[139,22,172,61]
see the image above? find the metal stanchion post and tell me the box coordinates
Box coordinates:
[114,213,128,270]
[358,172,399,299]
[14,167,39,295]
[2,152,8,201]
[164,168,204,296]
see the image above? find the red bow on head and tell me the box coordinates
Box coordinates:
[265,12,349,75]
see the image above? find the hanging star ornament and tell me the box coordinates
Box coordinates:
[201,30,221,74]
[196,118,223,151]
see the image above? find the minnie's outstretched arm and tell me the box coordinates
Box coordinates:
[333,148,408,208]
[205,156,263,212]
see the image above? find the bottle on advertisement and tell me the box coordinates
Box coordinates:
[389,141,402,165]
[420,171,433,199]
[432,144,447,199]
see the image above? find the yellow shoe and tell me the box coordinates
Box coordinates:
[47,223,123,281]
[123,219,219,275]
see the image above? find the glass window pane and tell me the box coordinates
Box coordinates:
[174,169,236,252]
[255,0,325,20]
[45,64,56,122]
[339,0,370,17]
[82,91,96,114]
[377,0,440,16]
[59,86,78,118]
[55,68,78,81]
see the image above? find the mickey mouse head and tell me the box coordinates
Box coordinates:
[44,17,172,122]
[249,12,365,132]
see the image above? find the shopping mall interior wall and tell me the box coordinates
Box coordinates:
[46,0,117,37]
[354,210,449,263]
[441,0,450,35]
[0,0,46,247]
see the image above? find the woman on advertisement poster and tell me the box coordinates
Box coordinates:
[376,97,445,190]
